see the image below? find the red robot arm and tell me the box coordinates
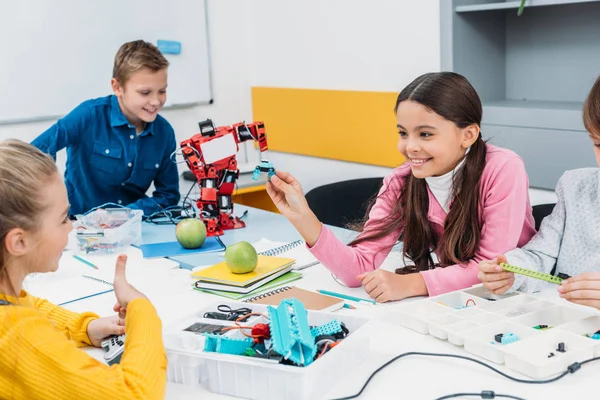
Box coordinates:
[180,119,269,236]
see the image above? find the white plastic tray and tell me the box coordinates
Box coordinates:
[163,300,373,400]
[389,284,600,378]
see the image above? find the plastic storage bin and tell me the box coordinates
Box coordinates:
[387,284,600,378]
[70,208,143,254]
[163,300,373,400]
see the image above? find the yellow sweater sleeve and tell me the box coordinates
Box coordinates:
[0,298,167,400]
[31,296,99,347]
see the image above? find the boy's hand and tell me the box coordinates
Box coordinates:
[478,255,514,294]
[558,272,600,310]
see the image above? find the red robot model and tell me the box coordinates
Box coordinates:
[180,119,270,237]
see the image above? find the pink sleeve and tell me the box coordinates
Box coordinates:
[420,155,535,296]
[309,168,404,287]
[308,171,405,287]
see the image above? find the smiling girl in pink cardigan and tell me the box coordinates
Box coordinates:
[267,72,536,302]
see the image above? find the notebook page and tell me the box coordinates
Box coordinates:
[252,238,320,270]
[23,274,113,306]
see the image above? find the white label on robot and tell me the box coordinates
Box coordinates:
[200,134,238,165]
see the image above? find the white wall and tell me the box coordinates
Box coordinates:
[247,0,442,192]
[0,0,257,177]
[0,0,556,204]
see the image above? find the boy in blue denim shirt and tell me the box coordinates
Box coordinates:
[32,40,180,216]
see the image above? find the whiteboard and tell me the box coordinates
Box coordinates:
[0,0,212,124]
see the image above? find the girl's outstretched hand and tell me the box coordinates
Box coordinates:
[266,170,323,246]
[266,170,311,221]
[558,272,600,310]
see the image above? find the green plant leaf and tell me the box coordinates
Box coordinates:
[518,0,527,16]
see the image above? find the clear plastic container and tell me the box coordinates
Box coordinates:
[70,208,143,254]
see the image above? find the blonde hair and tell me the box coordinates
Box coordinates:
[112,40,169,84]
[0,140,57,271]
[584,75,600,140]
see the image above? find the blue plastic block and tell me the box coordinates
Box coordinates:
[311,320,342,338]
[492,332,519,345]
[268,298,317,366]
[203,333,253,355]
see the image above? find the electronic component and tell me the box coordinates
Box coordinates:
[184,322,226,335]
[493,332,519,345]
[101,334,125,366]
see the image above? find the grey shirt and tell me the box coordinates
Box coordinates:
[507,168,600,293]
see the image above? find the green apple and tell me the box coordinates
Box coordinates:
[175,218,207,249]
[225,241,258,273]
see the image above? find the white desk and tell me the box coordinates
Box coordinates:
[64,205,598,400]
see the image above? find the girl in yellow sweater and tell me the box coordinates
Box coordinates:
[0,140,167,399]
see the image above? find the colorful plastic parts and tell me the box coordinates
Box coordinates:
[268,298,317,366]
[252,159,276,181]
[533,325,551,330]
[203,333,253,355]
[500,263,564,284]
[311,320,342,338]
[494,332,519,345]
[586,333,600,340]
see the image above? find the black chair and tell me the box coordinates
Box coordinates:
[305,177,384,229]
[532,203,556,231]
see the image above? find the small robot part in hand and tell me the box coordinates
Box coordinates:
[252,160,276,181]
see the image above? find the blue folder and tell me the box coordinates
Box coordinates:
[137,236,226,258]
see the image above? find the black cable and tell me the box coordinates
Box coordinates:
[329,352,600,400]
[436,391,526,400]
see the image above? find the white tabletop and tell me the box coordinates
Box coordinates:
[62,205,597,400]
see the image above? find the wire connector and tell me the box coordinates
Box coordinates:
[481,391,495,399]
[567,362,581,374]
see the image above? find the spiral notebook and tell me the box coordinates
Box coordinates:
[23,274,114,306]
[243,286,344,312]
[254,239,320,271]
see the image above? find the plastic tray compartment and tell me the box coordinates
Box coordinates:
[461,285,520,302]
[390,299,452,334]
[510,305,595,330]
[163,301,372,400]
[452,306,485,319]
[446,320,482,346]
[504,330,596,379]
[428,313,465,340]
[480,294,540,314]
[463,320,539,364]
[429,290,487,311]
[558,315,600,356]
[496,300,556,318]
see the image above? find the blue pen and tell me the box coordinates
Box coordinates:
[73,254,99,270]
[317,289,376,305]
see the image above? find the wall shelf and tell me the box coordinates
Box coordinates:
[456,0,598,13]
[440,0,600,189]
